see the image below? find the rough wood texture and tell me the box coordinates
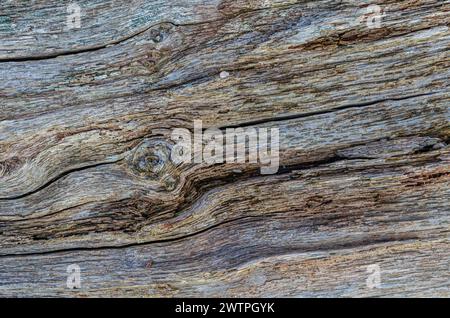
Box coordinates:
[0,0,449,297]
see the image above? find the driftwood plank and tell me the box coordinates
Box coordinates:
[0,0,449,297]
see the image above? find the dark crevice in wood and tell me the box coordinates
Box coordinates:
[0,22,179,63]
[217,92,437,130]
[0,212,423,260]
[0,215,259,258]
[0,159,123,201]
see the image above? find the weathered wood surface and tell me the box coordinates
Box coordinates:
[0,0,449,297]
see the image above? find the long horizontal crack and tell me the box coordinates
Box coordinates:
[0,214,260,258]
[217,92,437,129]
[0,159,123,201]
[0,21,179,63]
[0,211,425,259]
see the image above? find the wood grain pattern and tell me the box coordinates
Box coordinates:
[0,0,449,297]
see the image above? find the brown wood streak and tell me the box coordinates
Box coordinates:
[0,0,449,297]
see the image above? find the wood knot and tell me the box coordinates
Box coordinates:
[131,140,170,177]
[129,139,179,191]
[150,29,164,44]
[149,23,176,45]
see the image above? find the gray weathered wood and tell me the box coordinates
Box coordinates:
[0,0,449,297]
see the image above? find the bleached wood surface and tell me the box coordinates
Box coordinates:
[0,0,449,297]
